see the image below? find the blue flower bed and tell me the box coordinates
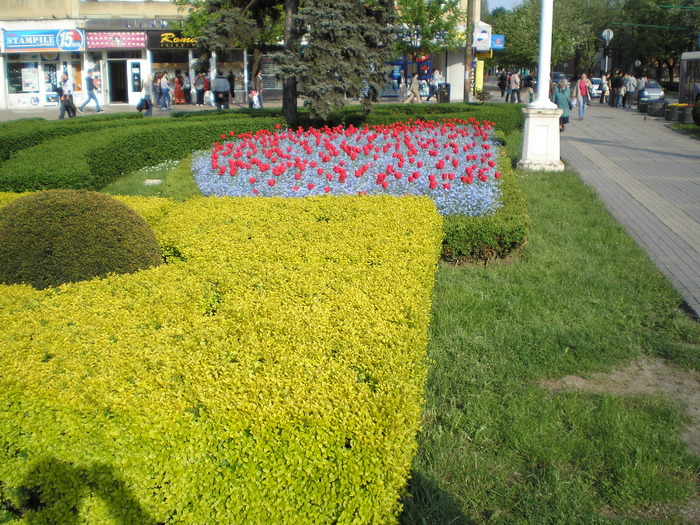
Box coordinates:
[192,119,503,217]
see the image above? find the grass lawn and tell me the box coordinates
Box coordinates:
[401,167,700,523]
[104,130,700,523]
[673,123,700,140]
[101,157,201,201]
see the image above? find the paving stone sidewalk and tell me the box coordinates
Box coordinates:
[559,103,700,317]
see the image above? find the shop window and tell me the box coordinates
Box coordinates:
[7,63,40,94]
[152,49,189,76]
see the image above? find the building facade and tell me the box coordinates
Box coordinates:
[0,0,251,110]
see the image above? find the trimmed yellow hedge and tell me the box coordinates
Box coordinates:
[0,194,442,524]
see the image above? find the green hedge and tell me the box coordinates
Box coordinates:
[0,117,285,192]
[0,113,147,163]
[0,194,443,524]
[442,168,529,262]
[0,108,527,261]
[368,103,525,134]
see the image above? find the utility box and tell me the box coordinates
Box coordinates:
[438,83,450,103]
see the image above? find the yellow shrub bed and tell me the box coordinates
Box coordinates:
[0,194,442,524]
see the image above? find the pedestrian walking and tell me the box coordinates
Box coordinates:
[249,70,264,109]
[227,70,236,104]
[509,71,521,103]
[498,71,507,98]
[78,69,103,113]
[160,72,171,109]
[398,70,407,101]
[550,78,571,132]
[141,75,154,117]
[403,73,422,104]
[183,71,192,104]
[58,72,76,119]
[572,73,593,120]
[622,73,637,108]
[194,72,205,106]
[425,68,443,102]
[600,73,610,104]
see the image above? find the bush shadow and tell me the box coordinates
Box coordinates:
[7,457,157,524]
[399,469,473,525]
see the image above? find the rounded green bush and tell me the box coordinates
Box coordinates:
[0,190,163,289]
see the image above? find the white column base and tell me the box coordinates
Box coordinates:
[517,106,565,172]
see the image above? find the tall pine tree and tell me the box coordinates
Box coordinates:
[277,0,396,118]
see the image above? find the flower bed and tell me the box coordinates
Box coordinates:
[193,119,503,217]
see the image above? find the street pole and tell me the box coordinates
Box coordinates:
[517,0,564,172]
[602,29,614,74]
[531,0,556,109]
[464,0,472,102]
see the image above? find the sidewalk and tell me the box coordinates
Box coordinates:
[0,101,241,122]
[559,102,700,318]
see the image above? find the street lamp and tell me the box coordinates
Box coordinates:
[602,29,613,74]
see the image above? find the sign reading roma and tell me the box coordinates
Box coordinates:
[147,31,197,49]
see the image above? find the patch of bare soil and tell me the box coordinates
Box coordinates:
[541,357,700,455]
[541,357,700,523]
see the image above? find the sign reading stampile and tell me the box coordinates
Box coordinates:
[4,29,86,52]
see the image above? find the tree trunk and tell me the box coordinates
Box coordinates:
[282,0,299,120]
[250,48,263,82]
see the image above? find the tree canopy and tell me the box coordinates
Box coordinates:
[276,0,396,118]
[393,0,464,62]
[487,0,699,79]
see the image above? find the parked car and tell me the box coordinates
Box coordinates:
[638,79,665,102]
[589,77,603,100]
[552,72,568,85]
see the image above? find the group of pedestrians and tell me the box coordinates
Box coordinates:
[548,70,649,133]
[550,73,594,132]
[56,69,103,119]
[497,70,536,104]
[601,69,647,109]
[401,67,444,104]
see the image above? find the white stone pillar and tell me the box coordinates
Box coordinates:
[517,0,564,172]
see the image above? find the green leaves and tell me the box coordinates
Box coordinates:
[0,194,443,523]
[276,0,396,118]
[394,0,464,60]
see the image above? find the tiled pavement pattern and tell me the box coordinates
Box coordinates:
[559,104,700,317]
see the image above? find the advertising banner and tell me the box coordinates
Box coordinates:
[86,32,147,50]
[472,23,492,52]
[147,32,196,49]
[491,34,505,50]
[4,29,85,53]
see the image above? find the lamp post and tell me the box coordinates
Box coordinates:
[602,29,613,74]
[517,0,564,172]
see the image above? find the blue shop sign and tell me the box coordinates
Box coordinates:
[4,29,85,52]
[491,35,505,50]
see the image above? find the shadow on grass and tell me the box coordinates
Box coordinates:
[3,457,158,524]
[399,469,473,525]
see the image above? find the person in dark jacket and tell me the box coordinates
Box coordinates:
[78,69,103,113]
[211,70,231,109]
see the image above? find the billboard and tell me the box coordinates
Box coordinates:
[4,29,85,53]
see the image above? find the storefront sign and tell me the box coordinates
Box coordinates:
[491,35,505,50]
[87,32,147,49]
[147,31,196,49]
[472,22,492,52]
[4,29,85,52]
